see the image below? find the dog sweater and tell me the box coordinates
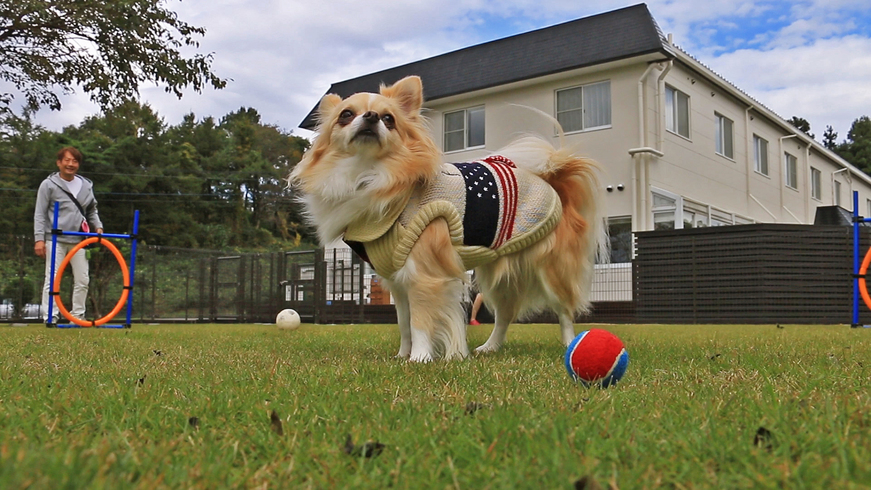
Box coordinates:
[344,156,562,278]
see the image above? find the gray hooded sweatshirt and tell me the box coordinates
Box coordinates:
[34,172,103,244]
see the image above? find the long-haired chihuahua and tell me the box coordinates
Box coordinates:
[290,76,604,362]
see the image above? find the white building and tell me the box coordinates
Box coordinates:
[300,4,870,301]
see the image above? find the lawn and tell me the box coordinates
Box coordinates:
[0,322,869,489]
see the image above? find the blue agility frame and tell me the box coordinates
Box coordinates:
[46,201,140,329]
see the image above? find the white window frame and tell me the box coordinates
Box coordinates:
[555,80,612,133]
[784,152,798,190]
[665,85,690,139]
[710,208,736,227]
[651,187,683,231]
[652,189,753,231]
[834,180,842,207]
[444,106,485,153]
[754,135,769,176]
[715,113,734,159]
[683,199,710,229]
[866,198,871,218]
[811,167,822,201]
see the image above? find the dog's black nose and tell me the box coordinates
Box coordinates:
[362,111,380,123]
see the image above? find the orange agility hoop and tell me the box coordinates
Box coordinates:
[859,245,871,312]
[53,237,130,327]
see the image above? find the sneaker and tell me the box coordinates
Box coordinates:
[469,319,480,326]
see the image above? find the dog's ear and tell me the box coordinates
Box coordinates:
[317,94,343,122]
[381,76,423,116]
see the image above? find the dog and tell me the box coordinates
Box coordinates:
[289,75,604,362]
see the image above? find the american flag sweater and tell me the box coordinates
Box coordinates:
[344,156,562,278]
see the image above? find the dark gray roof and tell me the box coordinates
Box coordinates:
[300,4,670,129]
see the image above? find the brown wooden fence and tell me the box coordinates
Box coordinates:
[633,224,865,324]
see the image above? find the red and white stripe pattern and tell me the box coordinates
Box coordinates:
[482,156,518,249]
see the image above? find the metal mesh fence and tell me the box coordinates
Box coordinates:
[4,224,859,325]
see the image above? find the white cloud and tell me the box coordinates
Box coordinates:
[10,0,870,146]
[769,18,854,49]
[704,34,871,139]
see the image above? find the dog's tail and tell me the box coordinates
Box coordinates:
[494,134,607,312]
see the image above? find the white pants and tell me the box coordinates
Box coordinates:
[41,241,89,323]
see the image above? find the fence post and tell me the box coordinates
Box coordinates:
[251,255,259,323]
[209,256,218,322]
[355,252,365,323]
[271,252,279,321]
[185,268,190,322]
[15,235,27,321]
[139,247,147,322]
[276,251,286,317]
[314,248,325,324]
[237,255,247,322]
[151,247,157,321]
[198,257,207,322]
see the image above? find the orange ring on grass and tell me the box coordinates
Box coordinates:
[53,237,129,327]
[859,245,871,312]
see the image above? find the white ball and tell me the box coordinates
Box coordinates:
[276,308,301,330]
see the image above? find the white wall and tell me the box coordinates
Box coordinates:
[423,56,871,230]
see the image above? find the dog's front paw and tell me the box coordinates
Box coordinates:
[409,350,434,363]
[474,342,502,354]
[394,349,410,359]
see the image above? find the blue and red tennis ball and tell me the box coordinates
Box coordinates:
[565,329,629,387]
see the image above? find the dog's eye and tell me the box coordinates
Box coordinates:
[338,109,355,126]
[382,113,395,130]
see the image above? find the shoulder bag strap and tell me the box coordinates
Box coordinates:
[51,179,88,218]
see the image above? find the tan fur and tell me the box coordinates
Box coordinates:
[288,76,604,361]
[400,219,468,360]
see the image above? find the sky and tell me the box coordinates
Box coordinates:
[16,0,871,144]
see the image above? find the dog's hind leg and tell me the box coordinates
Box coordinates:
[474,287,521,354]
[474,312,511,354]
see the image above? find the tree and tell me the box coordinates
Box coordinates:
[215,108,311,245]
[0,102,316,318]
[0,0,226,113]
[836,116,871,174]
[0,109,57,235]
[787,116,815,140]
[823,125,838,150]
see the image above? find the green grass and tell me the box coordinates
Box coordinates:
[1,323,869,489]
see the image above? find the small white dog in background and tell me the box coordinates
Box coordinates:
[289,76,605,362]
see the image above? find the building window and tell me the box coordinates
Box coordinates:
[715,113,734,159]
[784,152,798,189]
[607,216,632,263]
[834,180,842,207]
[811,167,822,201]
[683,200,709,228]
[710,209,736,226]
[444,106,485,152]
[652,189,681,230]
[866,198,871,218]
[754,135,769,175]
[651,189,750,231]
[555,81,611,133]
[665,86,690,138]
